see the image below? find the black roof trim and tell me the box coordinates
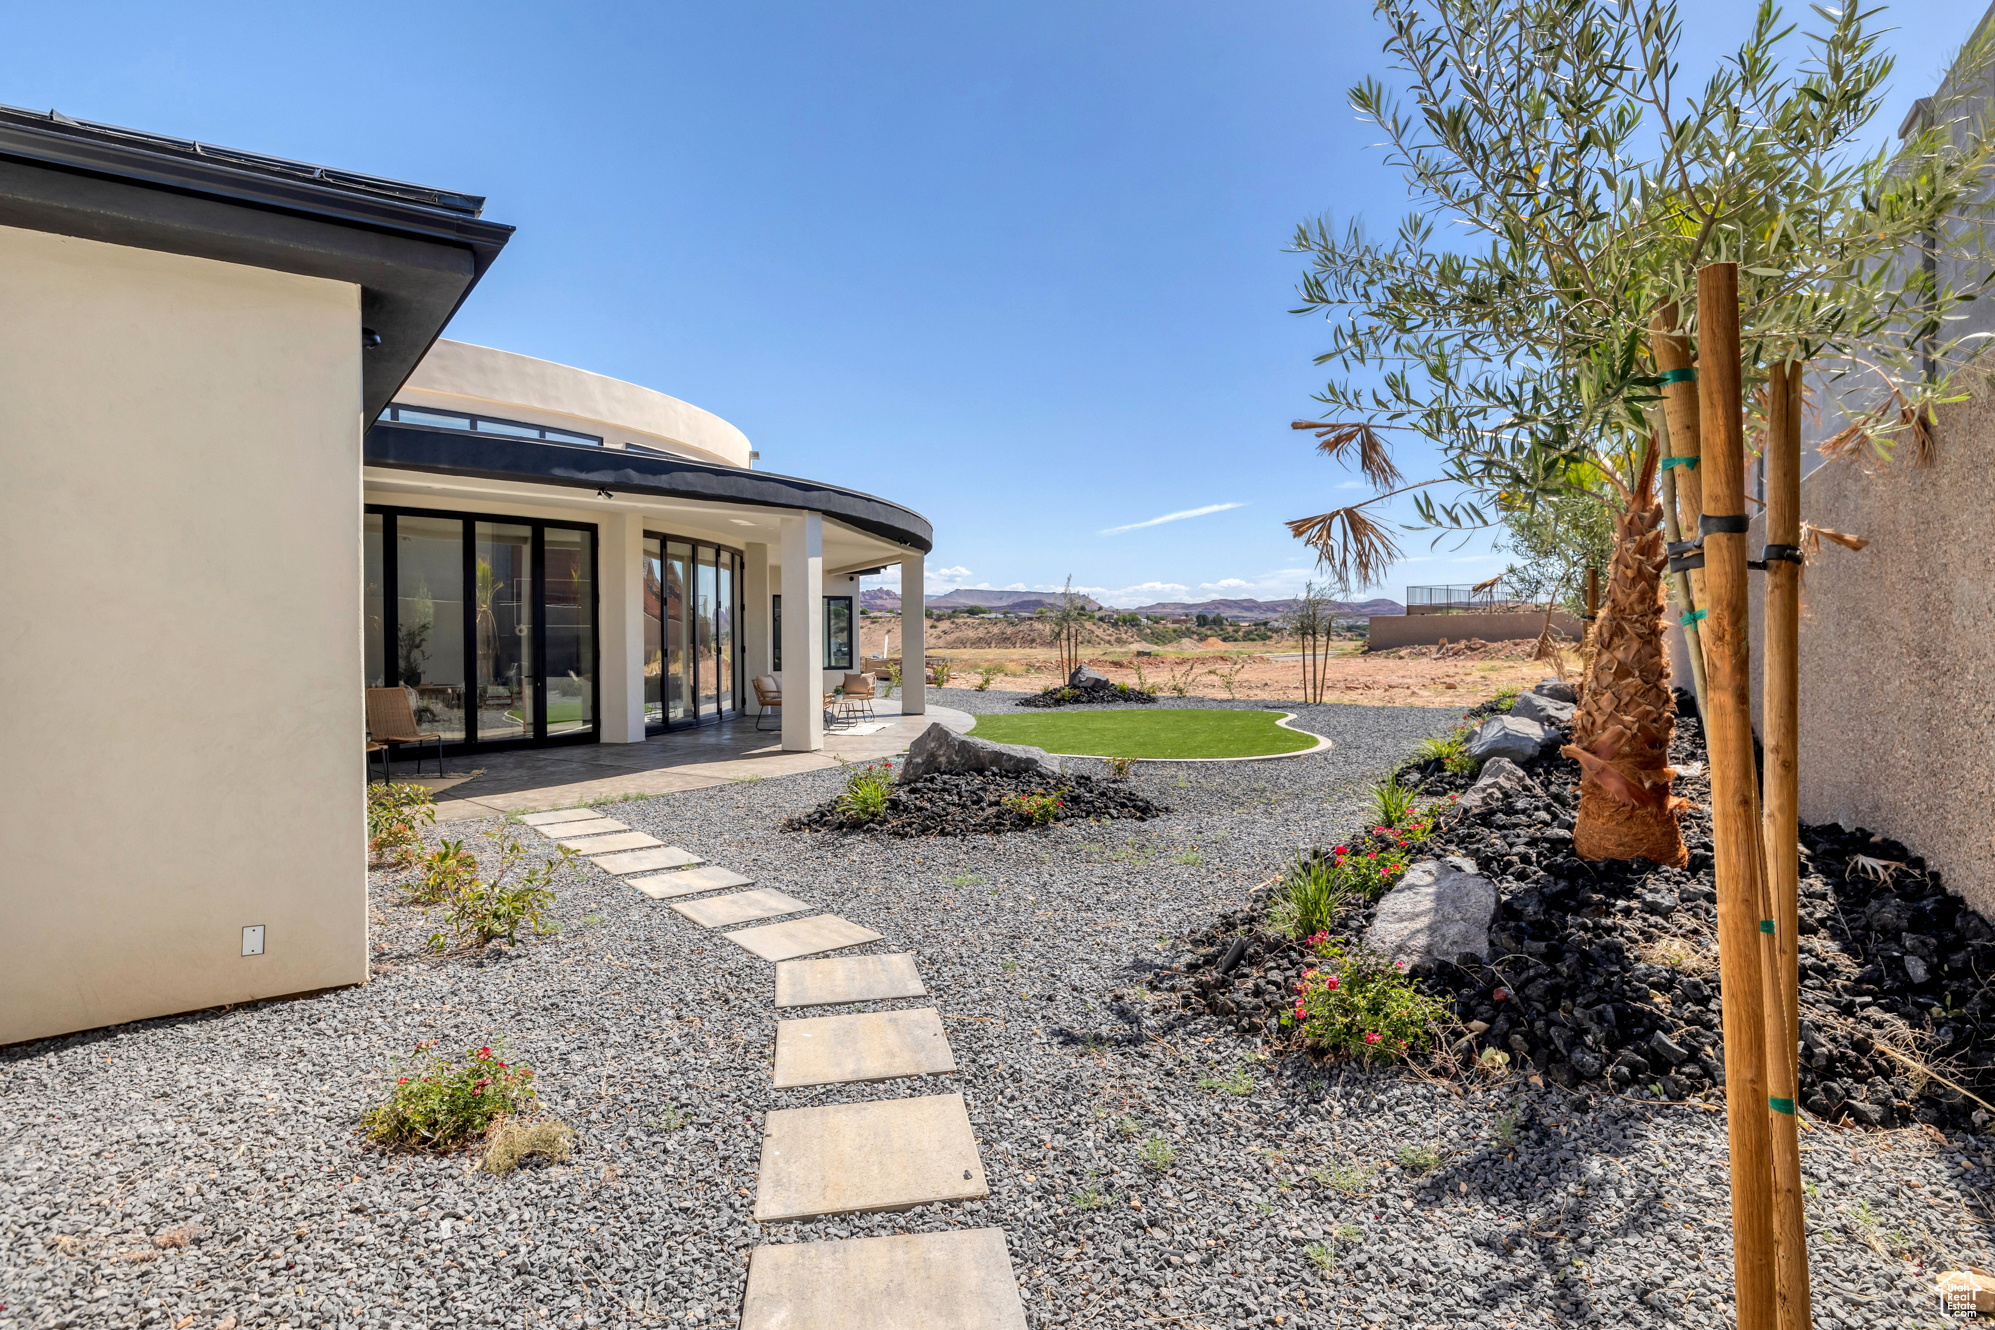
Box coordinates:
[365,423,934,554]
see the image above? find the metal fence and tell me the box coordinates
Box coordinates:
[1404,583,1538,615]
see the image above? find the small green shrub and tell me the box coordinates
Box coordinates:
[836,762,895,823]
[1139,1134,1178,1170]
[1198,1063,1254,1096]
[1397,1144,1441,1174]
[1417,722,1481,775]
[1366,775,1419,829]
[974,663,1003,691]
[426,835,568,952]
[930,659,954,687]
[1491,686,1520,711]
[362,1042,537,1151]
[368,783,436,866]
[1106,755,1136,780]
[1305,1242,1335,1274]
[883,660,901,698]
[409,838,479,906]
[1283,938,1446,1062]
[1001,790,1064,826]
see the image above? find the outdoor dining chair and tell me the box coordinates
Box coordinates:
[841,672,877,720]
[752,675,783,731]
[364,686,446,777]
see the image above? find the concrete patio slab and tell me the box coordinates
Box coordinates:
[591,845,706,875]
[740,1229,1027,1330]
[672,888,814,929]
[536,816,627,838]
[753,1092,987,1222]
[775,953,927,1008]
[558,830,661,853]
[772,1007,955,1088]
[725,915,882,962]
[518,808,607,827]
[628,866,756,899]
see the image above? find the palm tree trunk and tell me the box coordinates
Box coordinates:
[1563,448,1690,866]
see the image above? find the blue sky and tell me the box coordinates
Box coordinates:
[3,1,1972,606]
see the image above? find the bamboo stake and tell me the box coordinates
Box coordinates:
[1761,360,1812,1330]
[1696,262,1780,1330]
[1648,405,1711,730]
[1652,305,1710,622]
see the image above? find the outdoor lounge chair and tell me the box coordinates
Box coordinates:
[752,675,783,731]
[841,672,877,719]
[366,739,391,784]
[365,686,445,777]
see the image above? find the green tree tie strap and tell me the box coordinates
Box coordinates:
[1660,455,1700,470]
[1769,1097,1795,1115]
[1658,367,1698,386]
[1680,609,1706,626]
[1760,920,1775,934]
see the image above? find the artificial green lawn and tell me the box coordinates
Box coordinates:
[968,708,1318,759]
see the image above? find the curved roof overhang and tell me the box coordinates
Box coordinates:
[365,422,933,553]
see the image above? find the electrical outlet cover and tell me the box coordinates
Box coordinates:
[242,925,265,956]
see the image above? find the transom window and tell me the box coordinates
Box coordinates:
[382,402,602,447]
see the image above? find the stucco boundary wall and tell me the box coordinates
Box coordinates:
[1745,379,1995,921]
[1365,610,1582,651]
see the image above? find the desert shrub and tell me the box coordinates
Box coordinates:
[1002,790,1063,826]
[426,835,569,952]
[1268,851,1358,938]
[1491,686,1520,711]
[836,762,895,822]
[1106,755,1136,780]
[408,838,479,905]
[974,663,1003,691]
[883,660,902,698]
[368,783,435,866]
[1366,776,1419,829]
[1283,938,1446,1063]
[362,1042,537,1151]
[1416,723,1481,775]
[930,659,954,687]
[482,1117,576,1175]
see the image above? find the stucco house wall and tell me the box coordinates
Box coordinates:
[1366,609,1582,651]
[1745,382,1995,919]
[0,225,368,1045]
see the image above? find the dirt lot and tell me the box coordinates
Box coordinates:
[860,616,1574,708]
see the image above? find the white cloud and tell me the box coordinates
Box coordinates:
[1098,501,1248,536]
[931,565,972,579]
[1337,480,1366,490]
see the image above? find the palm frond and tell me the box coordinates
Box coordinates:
[1286,501,1402,592]
[1291,420,1404,489]
[1800,522,1871,555]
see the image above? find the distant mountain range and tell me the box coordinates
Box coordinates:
[857,588,1403,618]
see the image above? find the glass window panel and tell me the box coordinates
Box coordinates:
[474,522,534,742]
[395,406,475,430]
[696,547,719,717]
[364,514,385,688]
[716,554,735,715]
[472,418,542,438]
[544,528,595,736]
[394,516,466,742]
[643,537,665,726]
[666,541,691,724]
[825,597,854,670]
[541,427,602,446]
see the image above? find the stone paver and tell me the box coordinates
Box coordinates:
[628,866,755,900]
[725,915,882,962]
[536,816,628,838]
[517,808,605,827]
[775,953,927,1008]
[590,846,706,875]
[753,1092,987,1222]
[740,1229,1027,1330]
[672,888,814,929]
[772,1007,955,1088]
[558,830,662,853]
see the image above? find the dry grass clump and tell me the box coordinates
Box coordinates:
[153,1223,202,1248]
[482,1116,576,1175]
[1640,934,1716,976]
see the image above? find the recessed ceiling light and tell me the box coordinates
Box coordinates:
[729,519,755,526]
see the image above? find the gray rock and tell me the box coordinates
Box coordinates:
[1509,691,1575,729]
[1362,856,1496,967]
[1533,677,1577,704]
[898,722,1061,782]
[1904,955,1930,985]
[1648,1031,1690,1065]
[1457,757,1541,814]
[1069,664,1112,688]
[1465,715,1552,766]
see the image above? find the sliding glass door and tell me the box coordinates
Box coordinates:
[642,533,745,733]
[367,506,597,749]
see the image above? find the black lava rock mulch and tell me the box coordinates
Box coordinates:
[1159,692,1995,1131]
[1016,679,1157,708]
[781,769,1167,838]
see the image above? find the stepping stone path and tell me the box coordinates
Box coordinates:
[671,888,813,929]
[550,806,1027,1322]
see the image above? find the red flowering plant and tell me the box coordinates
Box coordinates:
[1001,789,1066,827]
[361,1041,537,1151]
[1280,938,1446,1064]
[835,760,896,823]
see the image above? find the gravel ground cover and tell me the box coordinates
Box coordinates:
[2,694,1986,1330]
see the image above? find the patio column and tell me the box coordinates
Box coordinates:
[597,510,646,743]
[742,541,772,709]
[900,551,925,716]
[779,512,823,752]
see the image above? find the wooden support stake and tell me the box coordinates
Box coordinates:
[1761,360,1812,1330]
[1652,305,1709,621]
[1648,405,1711,730]
[1695,262,1780,1330]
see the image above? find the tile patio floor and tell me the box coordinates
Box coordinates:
[397,698,972,823]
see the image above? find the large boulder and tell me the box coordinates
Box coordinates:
[1510,690,1576,729]
[899,723,1060,782]
[1069,664,1112,689]
[1362,856,1497,967]
[1465,714,1551,766]
[1457,756,1541,814]
[1533,677,1577,704]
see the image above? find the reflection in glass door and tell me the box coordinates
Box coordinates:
[665,541,691,724]
[643,540,665,727]
[642,535,744,730]
[715,554,735,714]
[474,522,534,741]
[544,528,595,736]
[696,548,718,716]
[395,515,468,741]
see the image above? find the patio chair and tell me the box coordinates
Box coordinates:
[841,672,877,719]
[752,675,783,731]
[365,686,446,777]
[366,739,390,784]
